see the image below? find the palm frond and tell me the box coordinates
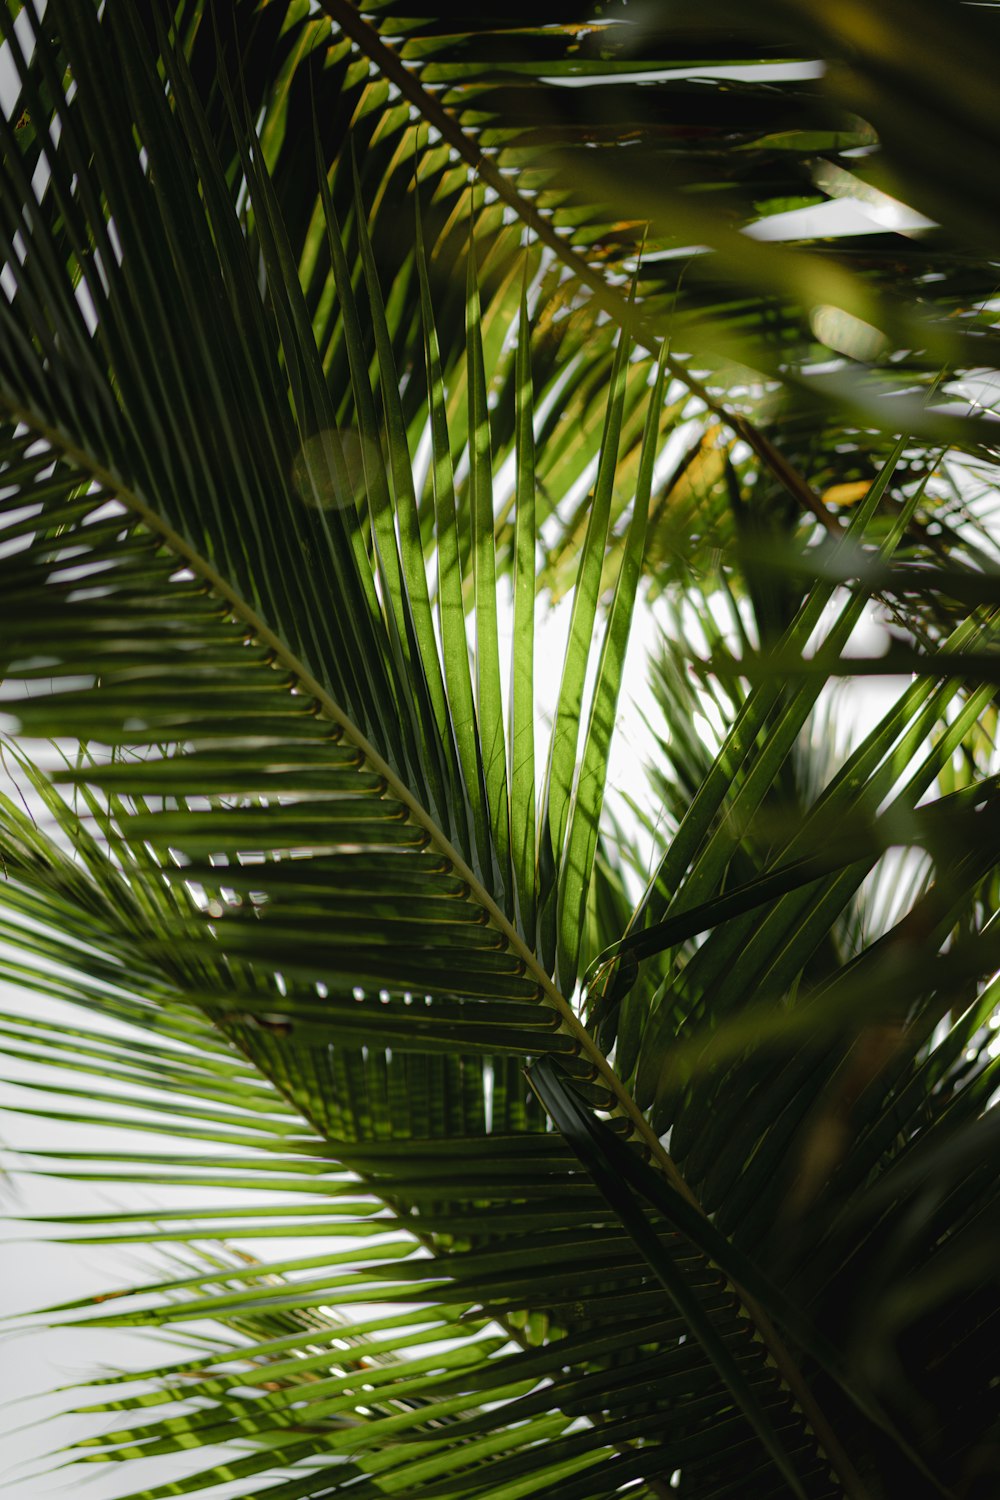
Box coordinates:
[2,4,999,1499]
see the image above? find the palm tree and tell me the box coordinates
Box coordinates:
[1,3,999,1497]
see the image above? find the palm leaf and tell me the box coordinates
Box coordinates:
[2,4,999,1499]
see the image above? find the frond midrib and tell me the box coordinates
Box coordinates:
[316,0,835,536]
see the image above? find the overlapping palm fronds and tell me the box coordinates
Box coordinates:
[1,3,999,1499]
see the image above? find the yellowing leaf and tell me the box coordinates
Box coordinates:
[823,479,874,507]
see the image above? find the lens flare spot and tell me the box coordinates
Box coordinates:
[292,429,376,512]
[810,305,889,362]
